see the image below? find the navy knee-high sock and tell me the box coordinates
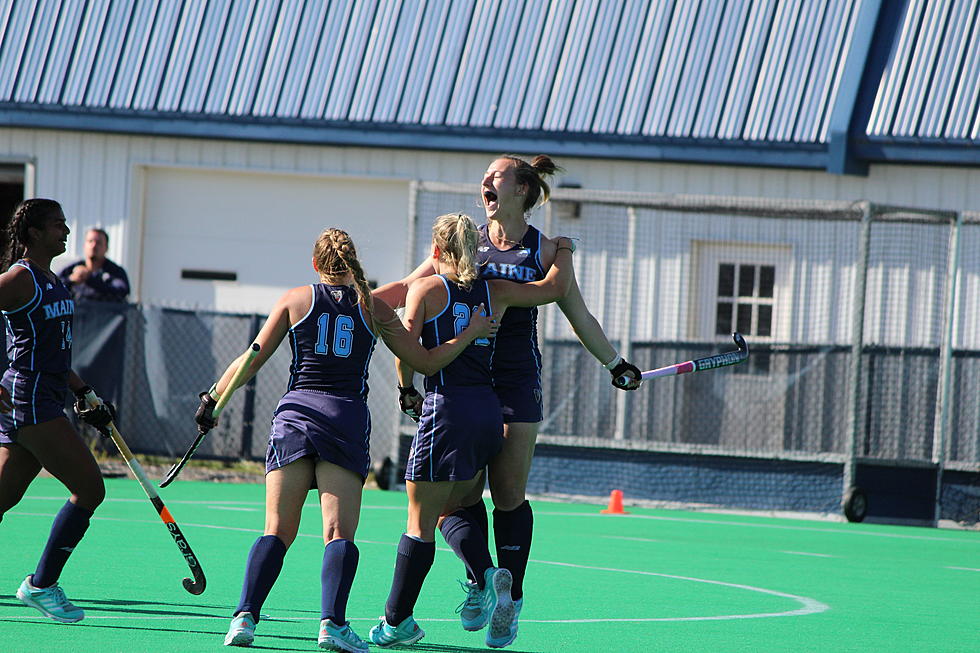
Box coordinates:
[32,501,93,588]
[321,539,359,624]
[236,535,287,622]
[462,500,489,581]
[440,508,493,588]
[493,501,533,601]
[384,535,435,626]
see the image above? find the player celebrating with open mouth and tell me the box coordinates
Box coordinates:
[375,155,641,646]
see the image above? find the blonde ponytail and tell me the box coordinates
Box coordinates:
[432,213,479,290]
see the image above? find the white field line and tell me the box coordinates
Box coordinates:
[946,566,980,572]
[22,495,975,543]
[537,510,980,544]
[3,511,829,624]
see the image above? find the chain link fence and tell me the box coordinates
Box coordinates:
[48,184,980,525]
[65,301,401,476]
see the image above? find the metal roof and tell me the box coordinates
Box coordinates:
[0,0,976,171]
[866,0,980,141]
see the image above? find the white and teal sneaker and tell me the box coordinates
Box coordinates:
[369,615,425,647]
[318,618,368,653]
[483,568,515,648]
[501,597,523,648]
[224,612,256,646]
[16,575,84,623]
[456,579,488,631]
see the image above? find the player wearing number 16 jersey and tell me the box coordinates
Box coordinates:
[204,228,495,650]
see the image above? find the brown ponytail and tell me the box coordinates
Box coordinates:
[501,154,564,212]
[313,228,392,335]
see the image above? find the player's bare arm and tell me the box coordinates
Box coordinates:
[489,239,574,311]
[373,258,437,309]
[374,296,496,376]
[0,265,38,312]
[213,286,297,395]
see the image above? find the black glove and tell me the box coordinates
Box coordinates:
[398,385,423,422]
[195,391,218,433]
[73,386,116,437]
[610,359,642,391]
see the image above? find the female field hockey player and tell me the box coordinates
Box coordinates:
[203,228,495,651]
[0,199,116,623]
[374,154,641,644]
[369,213,573,649]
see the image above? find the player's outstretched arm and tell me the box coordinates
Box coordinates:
[542,237,641,390]
[372,258,437,309]
[489,238,574,311]
[212,287,297,395]
[556,282,641,390]
[374,281,496,377]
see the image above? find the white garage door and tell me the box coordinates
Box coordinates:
[140,166,410,313]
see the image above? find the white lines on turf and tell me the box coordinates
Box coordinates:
[524,559,829,622]
[946,566,980,572]
[536,510,979,544]
[209,506,259,512]
[780,551,835,558]
[600,535,661,543]
[5,510,829,625]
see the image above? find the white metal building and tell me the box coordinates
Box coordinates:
[0,0,977,316]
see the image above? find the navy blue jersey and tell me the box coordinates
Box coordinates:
[476,223,546,378]
[287,284,377,398]
[2,260,73,373]
[421,276,493,392]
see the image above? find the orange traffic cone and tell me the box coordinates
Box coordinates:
[600,489,628,514]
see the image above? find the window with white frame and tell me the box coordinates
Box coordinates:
[695,242,792,374]
[714,262,775,337]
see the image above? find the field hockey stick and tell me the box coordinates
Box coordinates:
[160,343,260,488]
[628,333,749,382]
[82,390,207,595]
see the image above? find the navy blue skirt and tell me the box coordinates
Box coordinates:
[0,368,69,443]
[405,385,503,483]
[265,389,371,481]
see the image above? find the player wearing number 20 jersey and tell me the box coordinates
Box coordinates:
[266,283,376,478]
[406,275,503,482]
[0,259,75,441]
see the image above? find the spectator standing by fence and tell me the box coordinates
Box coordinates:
[59,228,129,303]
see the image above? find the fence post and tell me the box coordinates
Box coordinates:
[239,315,262,459]
[932,211,962,523]
[541,200,553,344]
[387,181,421,489]
[614,207,639,441]
[843,201,873,508]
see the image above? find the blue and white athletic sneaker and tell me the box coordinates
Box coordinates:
[483,567,515,648]
[456,579,488,631]
[224,612,256,646]
[318,618,368,652]
[369,614,425,647]
[501,597,523,648]
[16,575,84,623]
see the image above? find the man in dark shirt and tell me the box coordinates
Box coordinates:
[58,228,130,302]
